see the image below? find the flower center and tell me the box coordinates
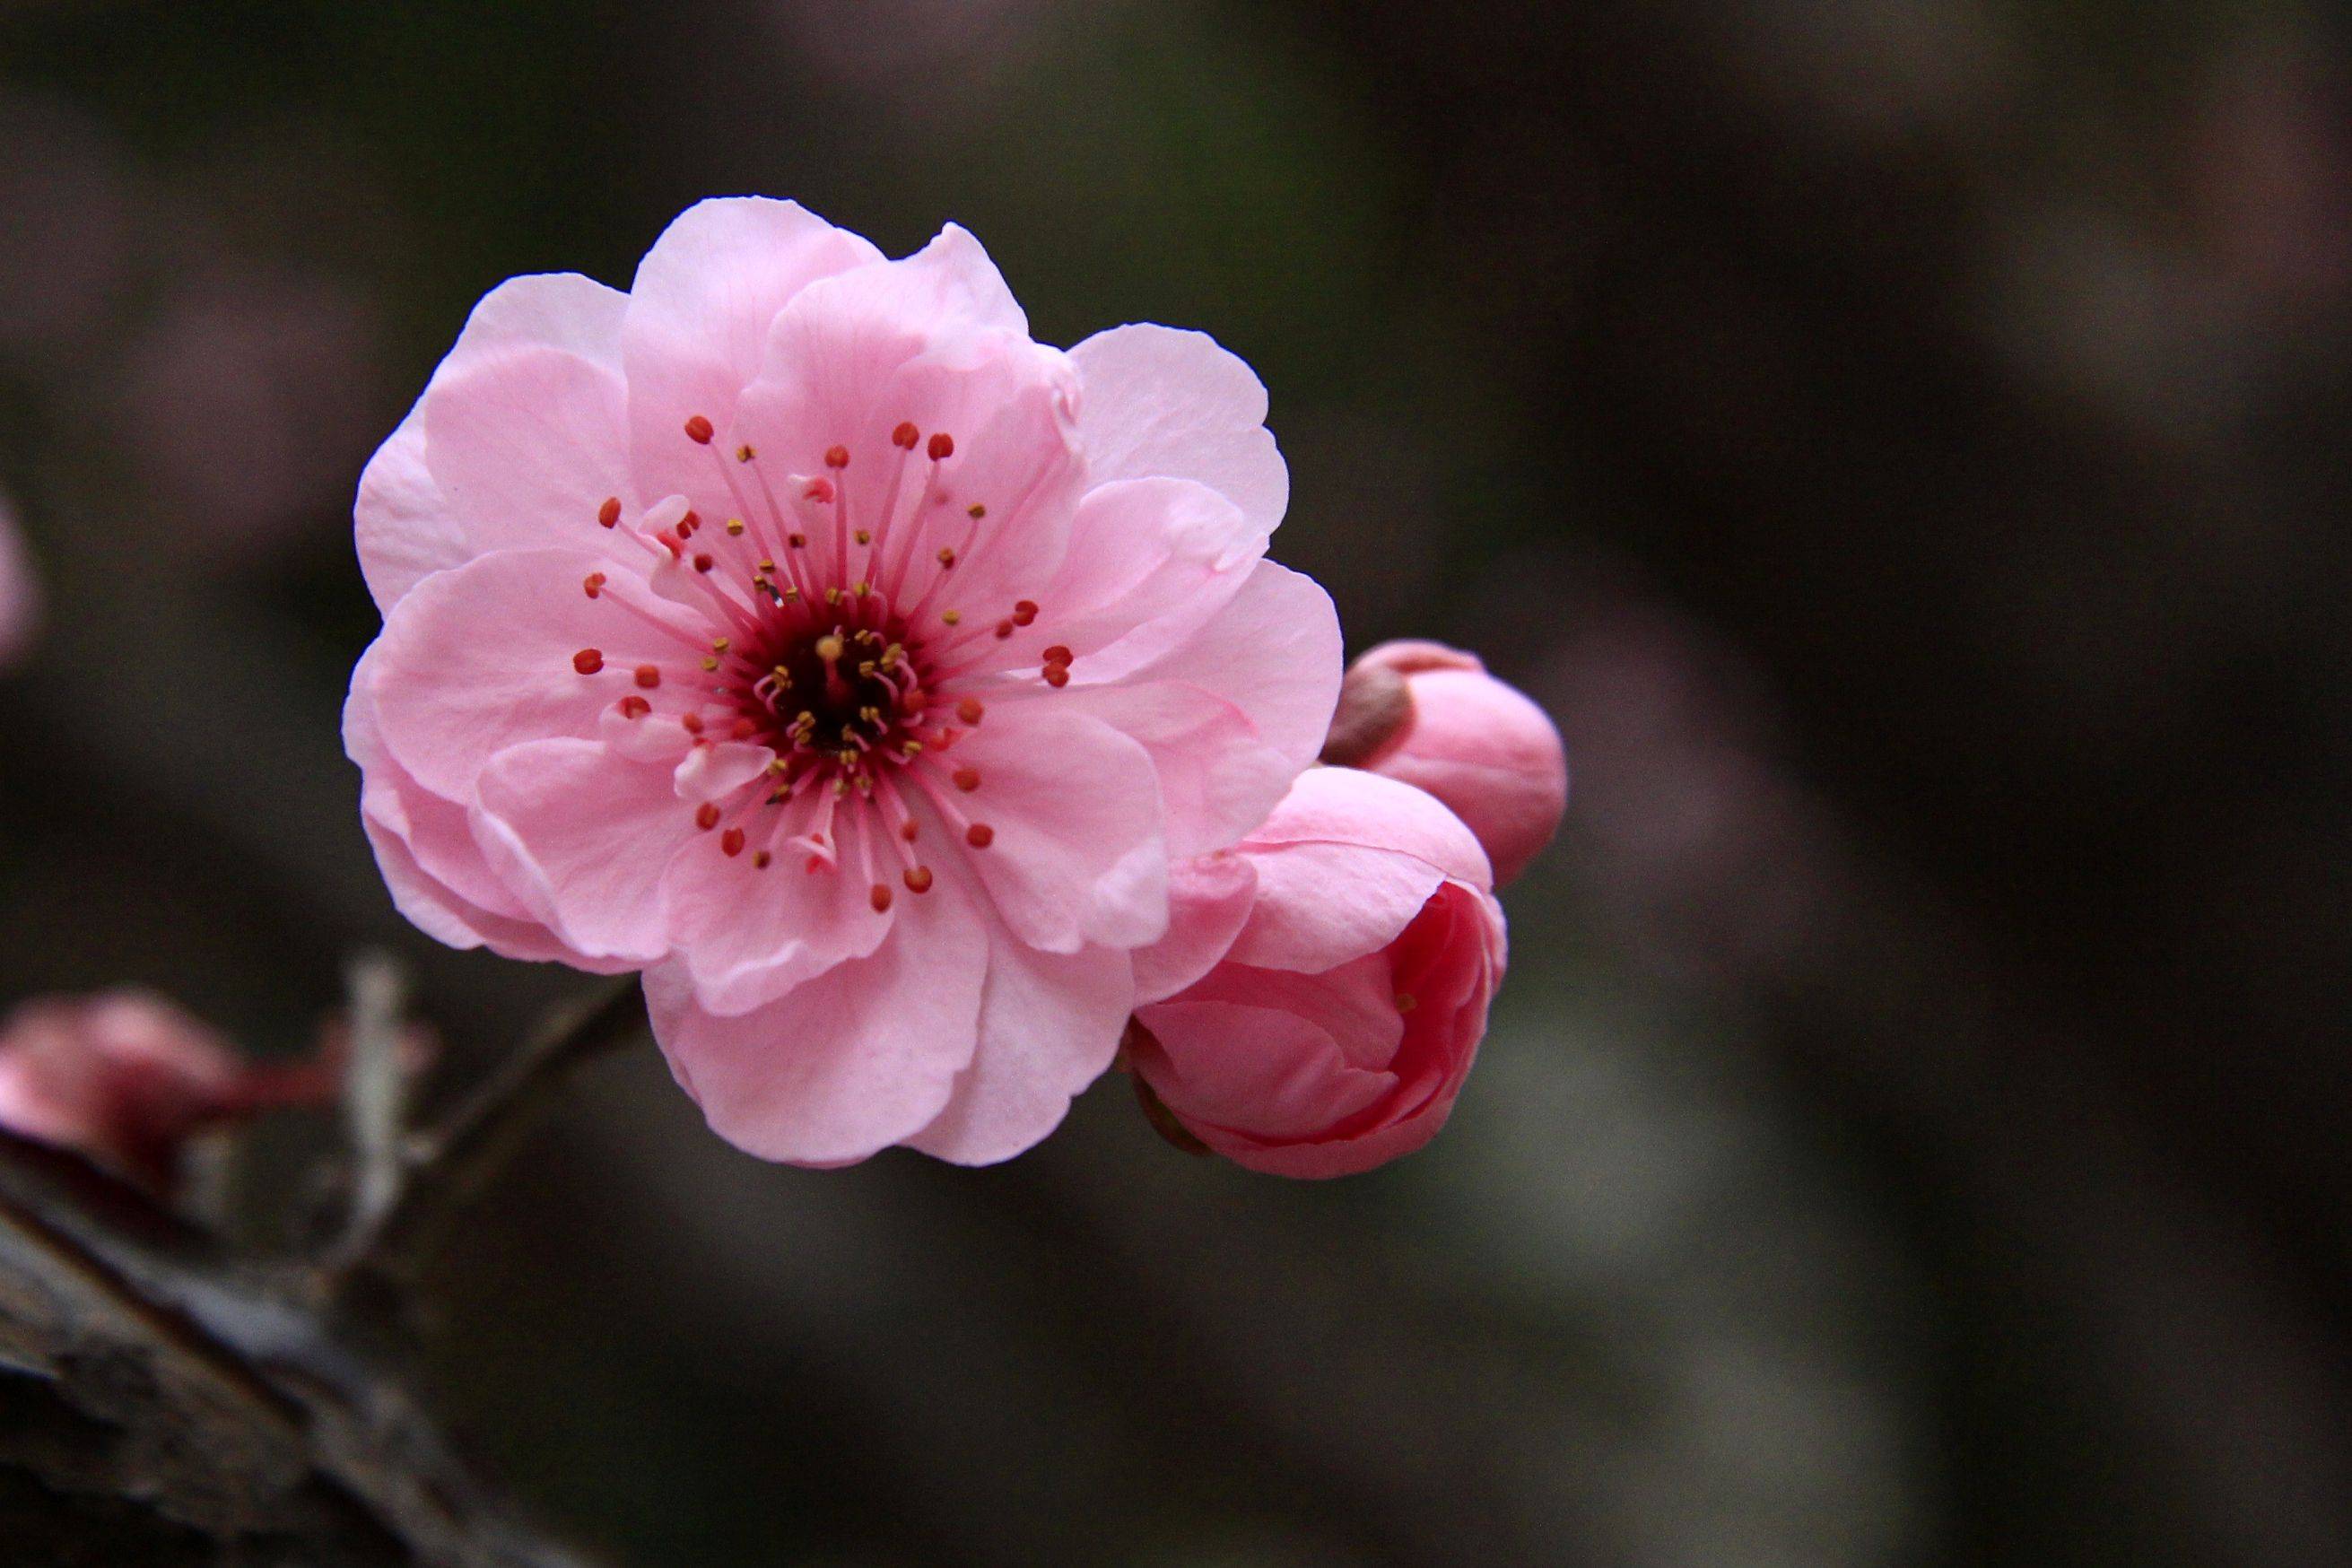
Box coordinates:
[734,614,928,791]
[565,414,1076,902]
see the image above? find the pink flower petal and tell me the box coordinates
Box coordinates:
[622,197,884,512]
[645,875,989,1165]
[368,547,695,801]
[1247,764,1492,890]
[1131,850,1258,1006]
[658,810,894,1017]
[1070,323,1288,542]
[907,933,1134,1165]
[941,706,1167,953]
[356,273,627,609]
[471,737,700,964]
[1103,561,1342,788]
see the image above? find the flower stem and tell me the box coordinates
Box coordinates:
[324,975,647,1300]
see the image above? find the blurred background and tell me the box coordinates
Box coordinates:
[2,1,2349,1563]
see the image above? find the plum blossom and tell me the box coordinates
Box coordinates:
[346,199,1340,1167]
[1127,767,1507,1178]
[0,992,335,1192]
[1322,640,1565,887]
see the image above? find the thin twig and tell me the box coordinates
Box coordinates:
[324,976,648,1297]
[339,950,411,1250]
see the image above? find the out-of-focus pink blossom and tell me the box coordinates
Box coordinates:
[0,491,38,669]
[0,992,334,1191]
[1321,640,1565,887]
[347,197,1340,1168]
[124,268,384,555]
[1127,767,1506,1178]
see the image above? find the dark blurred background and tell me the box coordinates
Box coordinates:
[3,1,2348,1563]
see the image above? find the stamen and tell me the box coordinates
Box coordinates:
[893,422,920,449]
[1011,600,1038,626]
[685,414,715,444]
[582,572,606,598]
[634,665,662,689]
[956,698,984,725]
[825,445,850,469]
[616,694,651,719]
[597,497,622,528]
[952,766,980,792]
[572,649,604,675]
[868,883,893,912]
[927,432,954,460]
[902,866,934,893]
[695,803,721,831]
[965,823,994,848]
[721,827,745,857]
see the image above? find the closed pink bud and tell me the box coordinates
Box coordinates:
[0,992,334,1192]
[1322,640,1565,888]
[1127,768,1507,1178]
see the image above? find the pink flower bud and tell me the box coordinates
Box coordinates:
[1127,768,1507,1178]
[0,992,335,1192]
[1322,640,1565,888]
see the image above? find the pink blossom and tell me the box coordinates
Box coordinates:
[0,489,37,669]
[346,199,1341,1167]
[0,992,334,1191]
[1127,767,1507,1178]
[1322,640,1565,887]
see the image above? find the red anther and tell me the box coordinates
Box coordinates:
[752,849,772,869]
[903,866,934,893]
[927,432,954,460]
[964,823,994,849]
[721,827,745,857]
[634,665,662,689]
[900,818,921,842]
[1011,601,1038,626]
[994,620,1015,640]
[572,649,605,675]
[597,496,622,528]
[966,502,986,518]
[892,422,920,449]
[952,766,980,792]
[801,478,832,503]
[936,546,957,567]
[693,553,715,573]
[695,803,721,831]
[731,718,756,739]
[681,712,705,735]
[583,572,606,598]
[680,510,701,536]
[1042,645,1073,666]
[868,883,894,913]
[618,694,652,719]
[824,444,850,469]
[1043,665,1070,688]
[956,697,984,725]
[684,414,715,444]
